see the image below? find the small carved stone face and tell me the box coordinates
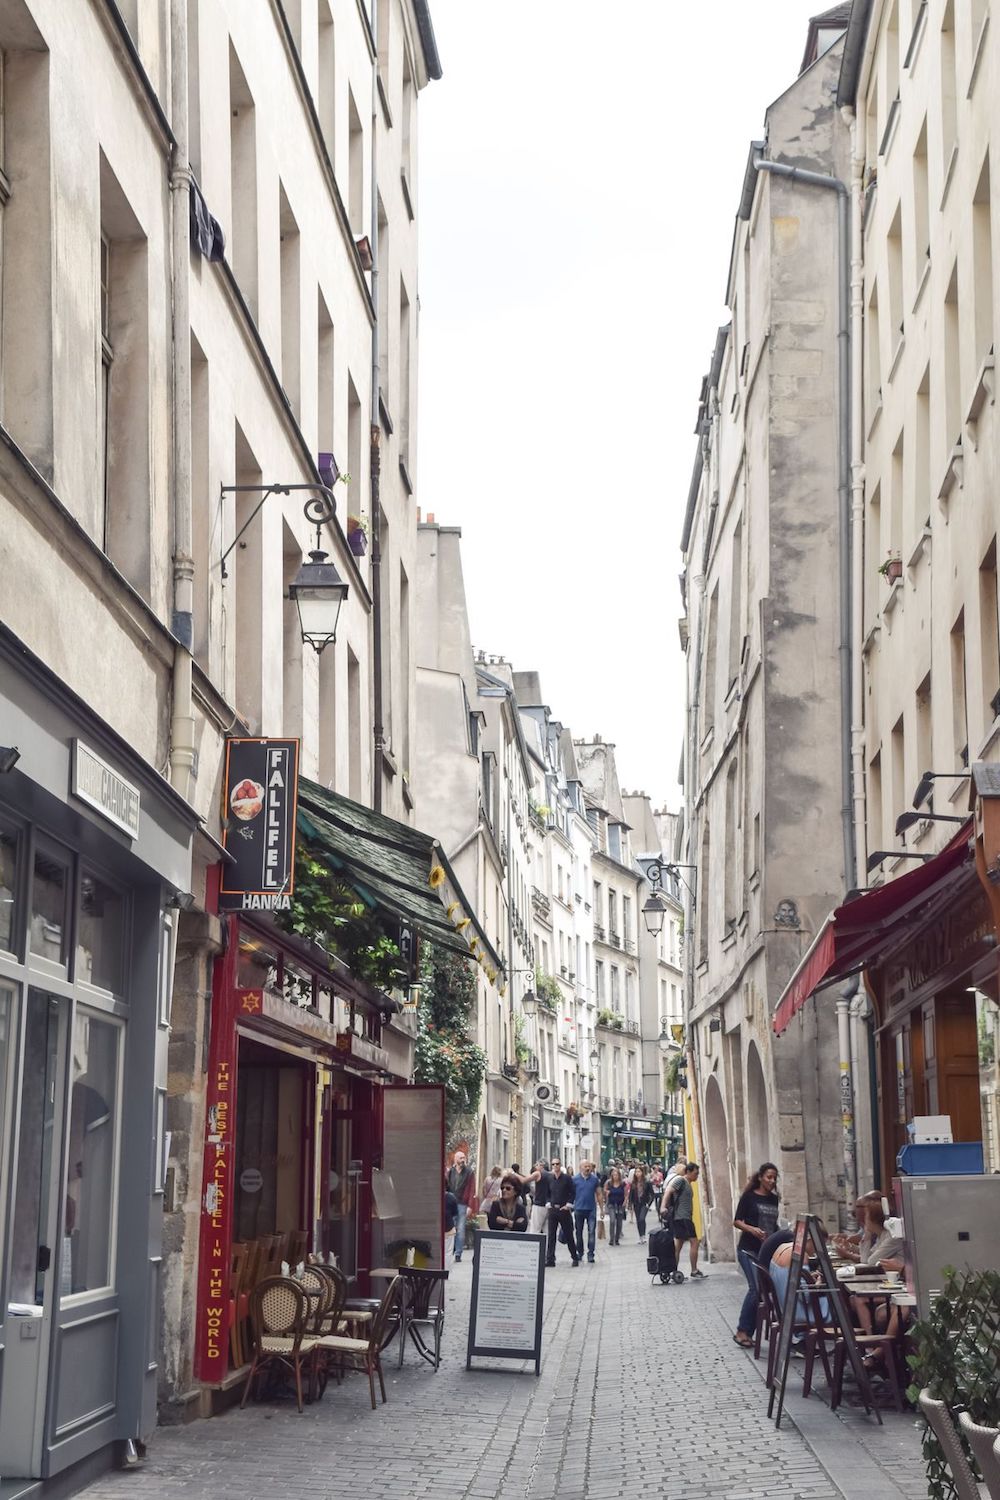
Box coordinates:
[774,899,799,928]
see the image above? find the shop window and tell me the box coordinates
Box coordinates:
[63,1012,121,1297]
[0,820,18,953]
[10,993,59,1305]
[76,868,125,994]
[30,841,70,967]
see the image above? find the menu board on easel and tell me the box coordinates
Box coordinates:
[466,1231,546,1376]
[768,1214,878,1428]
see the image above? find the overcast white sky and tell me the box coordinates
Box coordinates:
[418,1,824,811]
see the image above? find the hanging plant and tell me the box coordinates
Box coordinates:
[277,843,405,992]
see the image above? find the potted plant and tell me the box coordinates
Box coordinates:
[878,551,903,584]
[346,513,369,557]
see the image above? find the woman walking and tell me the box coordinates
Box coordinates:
[732,1162,781,1348]
[627,1165,654,1243]
[605,1166,626,1245]
[480,1165,504,1213]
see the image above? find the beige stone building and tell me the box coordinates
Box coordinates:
[680,21,853,1258]
[802,0,1000,1177]
[0,0,440,1466]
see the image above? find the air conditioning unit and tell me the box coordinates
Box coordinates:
[535,1083,554,1103]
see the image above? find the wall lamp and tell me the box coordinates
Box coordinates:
[218,483,348,654]
[866,849,935,875]
[0,746,20,774]
[912,769,968,808]
[642,892,669,936]
[894,809,967,836]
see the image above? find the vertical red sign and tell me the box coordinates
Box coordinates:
[194,917,240,1381]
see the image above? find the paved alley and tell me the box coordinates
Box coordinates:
[77,1240,928,1500]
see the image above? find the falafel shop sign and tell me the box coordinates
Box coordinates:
[218,738,300,912]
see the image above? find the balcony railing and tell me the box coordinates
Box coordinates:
[615,1096,626,1112]
[608,930,621,948]
[501,1062,519,1082]
[525,1053,540,1075]
[552,1084,561,1104]
[601,1095,611,1110]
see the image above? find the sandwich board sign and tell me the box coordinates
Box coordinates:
[768,1214,878,1428]
[466,1231,545,1376]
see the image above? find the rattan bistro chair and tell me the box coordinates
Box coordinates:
[241,1276,318,1413]
[920,1391,989,1499]
[311,1275,402,1409]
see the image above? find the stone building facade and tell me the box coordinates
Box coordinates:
[679,28,853,1257]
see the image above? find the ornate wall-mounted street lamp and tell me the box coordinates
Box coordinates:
[218,482,349,655]
[642,891,668,936]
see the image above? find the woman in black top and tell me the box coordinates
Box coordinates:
[627,1166,654,1243]
[487,1177,528,1232]
[732,1162,780,1347]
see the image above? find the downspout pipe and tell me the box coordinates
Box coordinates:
[845,110,867,890]
[752,157,855,896]
[169,0,196,803]
[836,978,859,1212]
[370,0,384,812]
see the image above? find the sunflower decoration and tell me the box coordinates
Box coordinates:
[428,864,446,889]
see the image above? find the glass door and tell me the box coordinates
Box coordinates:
[0,989,65,1479]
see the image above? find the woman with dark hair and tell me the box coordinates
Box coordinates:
[604,1166,627,1245]
[627,1165,654,1243]
[732,1162,781,1348]
[487,1176,528,1232]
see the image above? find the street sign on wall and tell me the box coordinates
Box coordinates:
[219,738,299,911]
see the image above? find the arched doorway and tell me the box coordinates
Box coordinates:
[703,1073,734,1261]
[746,1042,771,1170]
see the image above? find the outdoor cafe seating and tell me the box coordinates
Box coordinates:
[238,1269,402,1412]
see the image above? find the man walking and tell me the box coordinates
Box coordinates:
[572,1159,602,1264]
[545,1157,578,1267]
[664,1161,705,1278]
[445,1149,477,1263]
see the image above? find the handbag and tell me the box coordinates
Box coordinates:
[597,1214,606,1241]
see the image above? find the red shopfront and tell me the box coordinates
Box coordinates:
[193,915,404,1385]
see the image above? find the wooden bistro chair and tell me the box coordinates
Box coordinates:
[310,1275,402,1410]
[241,1276,318,1413]
[757,1267,833,1398]
[397,1267,449,1370]
[828,1286,906,1414]
[229,1242,248,1368]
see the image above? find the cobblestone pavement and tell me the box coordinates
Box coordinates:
[79,1237,929,1500]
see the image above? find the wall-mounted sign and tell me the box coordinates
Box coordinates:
[72,739,141,839]
[219,738,299,911]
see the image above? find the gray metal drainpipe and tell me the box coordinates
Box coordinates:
[752,156,855,897]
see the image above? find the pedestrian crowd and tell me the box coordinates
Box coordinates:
[443,1149,707,1276]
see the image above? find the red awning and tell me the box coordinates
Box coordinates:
[772,822,974,1035]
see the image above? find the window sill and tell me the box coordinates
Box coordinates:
[866,389,883,439]
[903,0,928,70]
[401,168,414,223]
[398,457,413,494]
[912,253,931,315]
[940,143,959,212]
[878,94,901,160]
[969,12,990,98]
[379,389,394,435]
[887,333,906,384]
[377,73,393,129]
[937,442,964,507]
[965,350,995,445]
[882,577,903,627]
[905,523,932,571]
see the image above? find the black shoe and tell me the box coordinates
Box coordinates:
[570,1260,579,1267]
[545,1260,556,1267]
[588,1257,595,1264]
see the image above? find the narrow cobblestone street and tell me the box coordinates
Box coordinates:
[78,1242,928,1500]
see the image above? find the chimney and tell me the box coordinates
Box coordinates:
[427,511,436,524]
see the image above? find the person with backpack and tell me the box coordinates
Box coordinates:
[663,1161,705,1278]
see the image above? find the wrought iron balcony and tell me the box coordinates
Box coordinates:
[501,1062,519,1082]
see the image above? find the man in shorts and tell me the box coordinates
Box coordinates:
[665,1162,704,1278]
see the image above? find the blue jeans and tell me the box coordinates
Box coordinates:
[737,1248,759,1335]
[454,1203,469,1259]
[574,1207,597,1260]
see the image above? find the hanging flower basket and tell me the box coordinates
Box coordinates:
[347,515,369,557]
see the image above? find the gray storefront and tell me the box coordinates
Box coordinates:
[0,640,195,1491]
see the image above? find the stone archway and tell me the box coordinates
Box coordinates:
[703,1073,735,1261]
[746,1041,771,1170]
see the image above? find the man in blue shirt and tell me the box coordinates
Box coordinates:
[572,1161,603,1264]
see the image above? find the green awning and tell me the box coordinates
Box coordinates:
[296,777,503,971]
